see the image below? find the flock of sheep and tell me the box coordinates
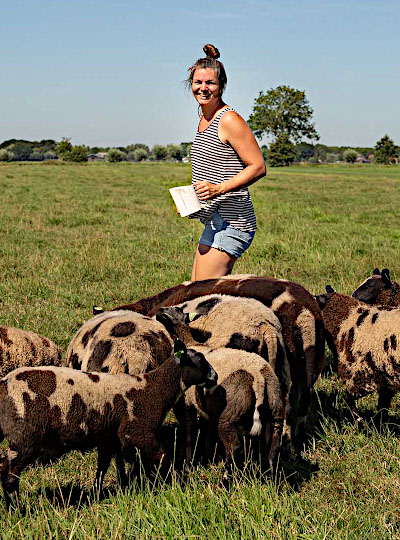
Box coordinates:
[0,267,399,509]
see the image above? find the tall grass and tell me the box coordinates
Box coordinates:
[0,161,399,538]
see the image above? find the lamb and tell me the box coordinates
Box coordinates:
[352,268,400,307]
[0,325,62,378]
[172,347,284,478]
[0,340,217,509]
[66,310,173,375]
[315,285,400,421]
[155,294,291,445]
[113,275,325,447]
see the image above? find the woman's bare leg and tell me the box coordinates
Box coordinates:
[191,244,237,281]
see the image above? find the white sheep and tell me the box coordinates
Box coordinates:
[0,325,62,377]
[316,285,400,421]
[66,310,173,375]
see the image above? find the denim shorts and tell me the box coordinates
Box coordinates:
[198,211,255,258]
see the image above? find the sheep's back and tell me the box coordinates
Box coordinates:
[0,326,62,378]
[66,310,173,375]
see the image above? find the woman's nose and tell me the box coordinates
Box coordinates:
[200,82,208,90]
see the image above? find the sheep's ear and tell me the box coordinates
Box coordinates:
[185,312,200,323]
[155,311,176,335]
[325,284,335,293]
[173,339,187,362]
[315,294,327,309]
[373,268,381,275]
[93,306,104,315]
[381,268,391,285]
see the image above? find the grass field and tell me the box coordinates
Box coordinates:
[0,161,400,538]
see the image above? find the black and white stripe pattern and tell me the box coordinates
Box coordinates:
[190,107,257,232]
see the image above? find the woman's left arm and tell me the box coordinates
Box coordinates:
[194,111,266,200]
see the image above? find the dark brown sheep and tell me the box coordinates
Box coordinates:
[113,275,326,448]
[0,341,217,509]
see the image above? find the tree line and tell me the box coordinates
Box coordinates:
[0,85,398,166]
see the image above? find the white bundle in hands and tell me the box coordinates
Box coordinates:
[169,185,201,217]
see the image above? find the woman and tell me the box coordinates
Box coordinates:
[187,44,266,281]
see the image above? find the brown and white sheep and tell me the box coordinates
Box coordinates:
[0,340,217,509]
[173,346,284,478]
[66,310,173,375]
[316,285,400,421]
[155,294,291,448]
[113,275,325,447]
[352,268,400,307]
[0,325,62,378]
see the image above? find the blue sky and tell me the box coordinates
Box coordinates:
[1,0,399,148]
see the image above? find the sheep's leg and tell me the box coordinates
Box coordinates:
[1,449,27,511]
[377,388,395,425]
[344,391,362,422]
[218,420,243,486]
[95,449,112,492]
[115,450,128,488]
[267,423,282,478]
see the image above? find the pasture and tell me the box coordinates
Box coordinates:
[0,161,400,538]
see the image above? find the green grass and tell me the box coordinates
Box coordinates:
[0,161,400,538]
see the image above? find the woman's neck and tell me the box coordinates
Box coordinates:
[201,100,226,120]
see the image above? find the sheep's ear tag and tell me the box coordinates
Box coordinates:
[93,306,104,315]
[188,312,197,322]
[326,285,335,293]
[174,349,184,361]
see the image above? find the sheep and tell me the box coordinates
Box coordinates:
[113,275,325,448]
[0,340,217,509]
[0,325,62,378]
[66,310,173,376]
[315,285,400,421]
[154,294,291,447]
[352,268,400,307]
[172,346,284,478]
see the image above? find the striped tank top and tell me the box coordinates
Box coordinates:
[190,107,257,232]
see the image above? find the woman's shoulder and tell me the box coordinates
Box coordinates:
[219,108,251,138]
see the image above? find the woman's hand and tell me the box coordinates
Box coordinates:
[193,181,222,201]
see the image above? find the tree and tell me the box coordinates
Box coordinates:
[343,149,358,163]
[248,85,319,144]
[152,144,168,161]
[56,137,72,159]
[266,133,296,167]
[64,145,88,162]
[374,135,399,164]
[106,148,125,162]
[167,144,182,161]
[132,148,148,162]
[0,149,14,161]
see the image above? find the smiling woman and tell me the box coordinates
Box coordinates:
[185,44,266,281]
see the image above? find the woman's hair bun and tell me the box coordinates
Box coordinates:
[203,44,220,59]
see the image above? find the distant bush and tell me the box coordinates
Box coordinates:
[152,144,168,161]
[133,148,148,162]
[343,149,358,163]
[167,144,182,161]
[44,150,57,160]
[0,149,14,161]
[106,148,125,162]
[63,145,88,163]
[267,133,296,167]
[325,152,340,163]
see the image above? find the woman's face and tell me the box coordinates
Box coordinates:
[192,68,221,107]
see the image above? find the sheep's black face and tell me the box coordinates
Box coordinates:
[352,272,391,304]
[155,307,186,335]
[315,292,334,310]
[183,349,218,390]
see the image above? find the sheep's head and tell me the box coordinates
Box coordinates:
[173,339,217,390]
[352,268,392,305]
[314,285,336,310]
